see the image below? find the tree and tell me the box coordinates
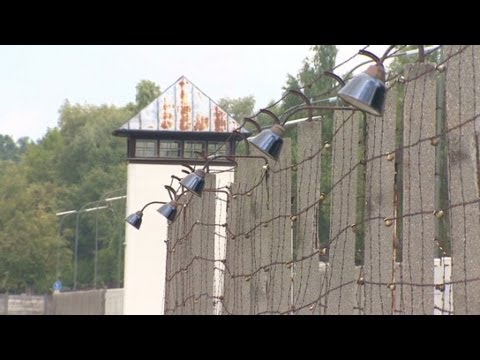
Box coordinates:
[0,135,17,161]
[297,45,338,102]
[0,161,64,294]
[53,101,132,289]
[217,95,256,123]
[0,79,145,293]
[135,80,161,111]
[279,45,338,147]
[0,134,31,161]
[387,45,441,82]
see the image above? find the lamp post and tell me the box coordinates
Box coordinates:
[73,200,109,290]
[57,193,126,291]
[93,188,126,288]
[55,210,77,283]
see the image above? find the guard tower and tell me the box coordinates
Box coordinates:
[113,76,246,314]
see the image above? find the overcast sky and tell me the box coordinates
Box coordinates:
[0,45,390,142]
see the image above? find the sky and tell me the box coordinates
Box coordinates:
[0,45,391,142]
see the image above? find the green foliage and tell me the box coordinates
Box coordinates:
[0,79,151,293]
[217,95,257,155]
[0,135,17,161]
[218,95,256,123]
[280,75,303,116]
[135,80,161,111]
[0,162,65,293]
[298,45,338,101]
[256,100,282,128]
[0,135,31,161]
[388,45,440,77]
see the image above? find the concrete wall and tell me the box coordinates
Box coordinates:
[0,289,123,315]
[105,288,124,315]
[49,290,105,315]
[123,162,233,315]
[0,295,7,315]
[0,295,46,315]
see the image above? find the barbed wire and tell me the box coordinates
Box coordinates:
[163,45,480,315]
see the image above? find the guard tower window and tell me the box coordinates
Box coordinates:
[159,140,181,158]
[207,141,228,156]
[135,140,157,157]
[184,141,205,158]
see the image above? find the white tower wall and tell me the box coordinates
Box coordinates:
[123,163,233,315]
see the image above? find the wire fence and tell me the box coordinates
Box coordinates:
[164,45,480,315]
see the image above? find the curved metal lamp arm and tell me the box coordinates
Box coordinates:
[181,164,195,173]
[231,128,250,155]
[324,71,346,87]
[202,155,240,172]
[244,117,261,133]
[280,72,346,122]
[380,45,396,63]
[164,185,178,201]
[202,153,269,173]
[342,46,399,82]
[285,89,312,123]
[140,201,167,213]
[281,104,355,125]
[358,46,396,65]
[237,117,261,134]
[359,49,381,64]
[259,108,281,125]
[194,151,209,161]
[171,175,182,183]
[227,154,269,165]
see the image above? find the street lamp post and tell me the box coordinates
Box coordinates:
[57,191,127,291]
[55,210,77,280]
[104,196,127,289]
[93,188,126,288]
[73,201,109,290]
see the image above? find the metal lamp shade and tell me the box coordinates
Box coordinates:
[338,73,386,116]
[126,211,143,229]
[247,124,285,161]
[157,201,178,223]
[180,169,206,197]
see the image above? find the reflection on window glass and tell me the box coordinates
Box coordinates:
[184,141,205,158]
[159,141,181,158]
[207,142,228,156]
[135,140,157,157]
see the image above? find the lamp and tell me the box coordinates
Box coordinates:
[179,169,206,197]
[247,90,314,161]
[179,141,267,197]
[125,186,185,228]
[247,109,285,161]
[125,200,180,229]
[180,157,237,197]
[157,200,179,222]
[246,88,354,162]
[126,211,144,229]
[338,48,394,116]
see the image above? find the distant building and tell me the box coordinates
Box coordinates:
[113,76,247,314]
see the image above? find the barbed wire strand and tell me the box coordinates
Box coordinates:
[163,45,480,315]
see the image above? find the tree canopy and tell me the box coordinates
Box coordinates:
[0,80,160,294]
